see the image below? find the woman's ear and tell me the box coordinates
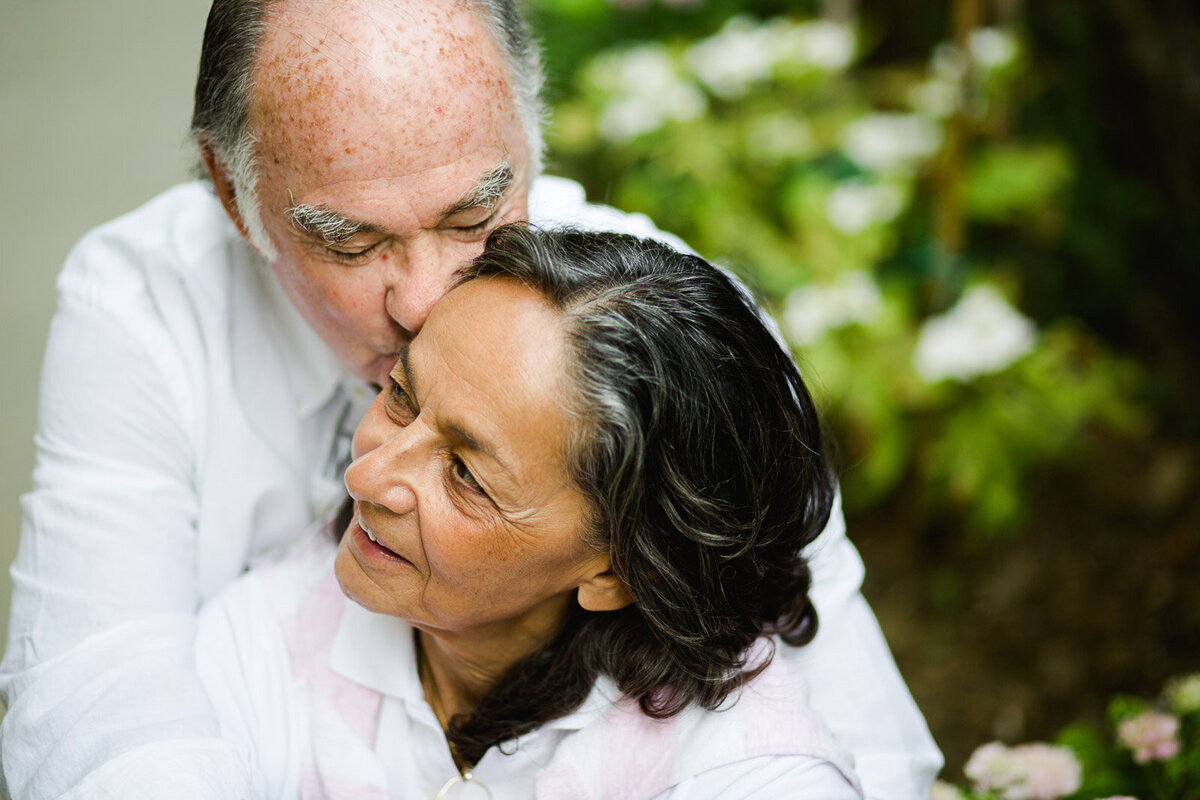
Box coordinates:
[199,140,252,243]
[578,559,633,612]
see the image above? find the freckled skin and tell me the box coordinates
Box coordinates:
[231,0,533,386]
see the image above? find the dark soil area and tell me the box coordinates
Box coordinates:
[851,433,1200,779]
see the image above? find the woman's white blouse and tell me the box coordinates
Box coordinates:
[193,537,863,799]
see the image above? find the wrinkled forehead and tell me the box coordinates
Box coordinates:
[251,0,517,158]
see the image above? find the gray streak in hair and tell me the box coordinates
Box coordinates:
[438,224,835,766]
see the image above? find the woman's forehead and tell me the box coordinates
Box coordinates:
[412,278,574,488]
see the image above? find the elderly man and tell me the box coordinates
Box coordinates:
[0,0,940,797]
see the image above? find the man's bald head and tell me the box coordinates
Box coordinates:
[191,0,544,256]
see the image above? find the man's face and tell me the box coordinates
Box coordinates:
[243,0,532,385]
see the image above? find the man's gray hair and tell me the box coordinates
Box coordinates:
[190,0,546,259]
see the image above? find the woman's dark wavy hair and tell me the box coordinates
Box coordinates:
[430,224,836,765]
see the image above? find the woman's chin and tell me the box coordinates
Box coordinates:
[334,535,404,616]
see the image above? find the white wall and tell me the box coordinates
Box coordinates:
[0,1,212,711]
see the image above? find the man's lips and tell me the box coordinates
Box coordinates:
[356,349,405,387]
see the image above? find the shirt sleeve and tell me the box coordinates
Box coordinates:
[194,573,296,800]
[795,492,944,800]
[0,239,250,797]
[650,755,862,800]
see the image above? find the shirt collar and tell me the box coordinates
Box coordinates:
[329,599,619,733]
[330,597,425,706]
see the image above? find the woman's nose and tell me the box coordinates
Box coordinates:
[345,410,422,515]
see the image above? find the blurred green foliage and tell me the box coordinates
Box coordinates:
[532,0,1152,534]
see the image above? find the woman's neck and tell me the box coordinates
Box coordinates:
[417,631,505,724]
[414,599,570,728]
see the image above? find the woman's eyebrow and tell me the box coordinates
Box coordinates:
[398,345,417,398]
[444,421,507,472]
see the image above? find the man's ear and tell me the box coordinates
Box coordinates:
[578,558,633,612]
[199,140,252,242]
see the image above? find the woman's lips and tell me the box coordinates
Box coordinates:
[352,510,410,565]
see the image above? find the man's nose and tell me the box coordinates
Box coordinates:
[382,235,458,335]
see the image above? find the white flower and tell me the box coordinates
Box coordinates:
[747,113,814,162]
[908,76,962,118]
[774,19,856,72]
[1165,673,1200,714]
[685,16,775,99]
[907,44,966,118]
[931,780,967,800]
[590,45,706,142]
[931,42,968,82]
[826,181,905,234]
[783,270,884,346]
[685,16,856,99]
[969,27,1019,71]
[840,113,943,174]
[913,286,1037,383]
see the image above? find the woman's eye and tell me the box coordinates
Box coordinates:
[451,457,485,495]
[384,378,415,422]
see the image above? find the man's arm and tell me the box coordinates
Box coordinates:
[792,493,943,799]
[0,222,255,798]
[652,756,862,800]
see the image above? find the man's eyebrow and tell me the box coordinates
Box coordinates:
[286,202,384,245]
[443,161,514,217]
[400,346,506,469]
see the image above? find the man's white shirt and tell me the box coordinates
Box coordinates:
[0,177,941,798]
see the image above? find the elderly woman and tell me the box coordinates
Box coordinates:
[195,225,862,798]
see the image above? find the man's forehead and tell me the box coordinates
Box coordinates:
[257,0,497,91]
[247,0,530,226]
[251,0,515,151]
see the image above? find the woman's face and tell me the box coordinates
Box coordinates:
[335,276,611,643]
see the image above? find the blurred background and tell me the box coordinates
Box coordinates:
[2,0,1198,791]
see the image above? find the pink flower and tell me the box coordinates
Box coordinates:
[1117,710,1181,763]
[1094,796,1139,800]
[964,741,1082,800]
